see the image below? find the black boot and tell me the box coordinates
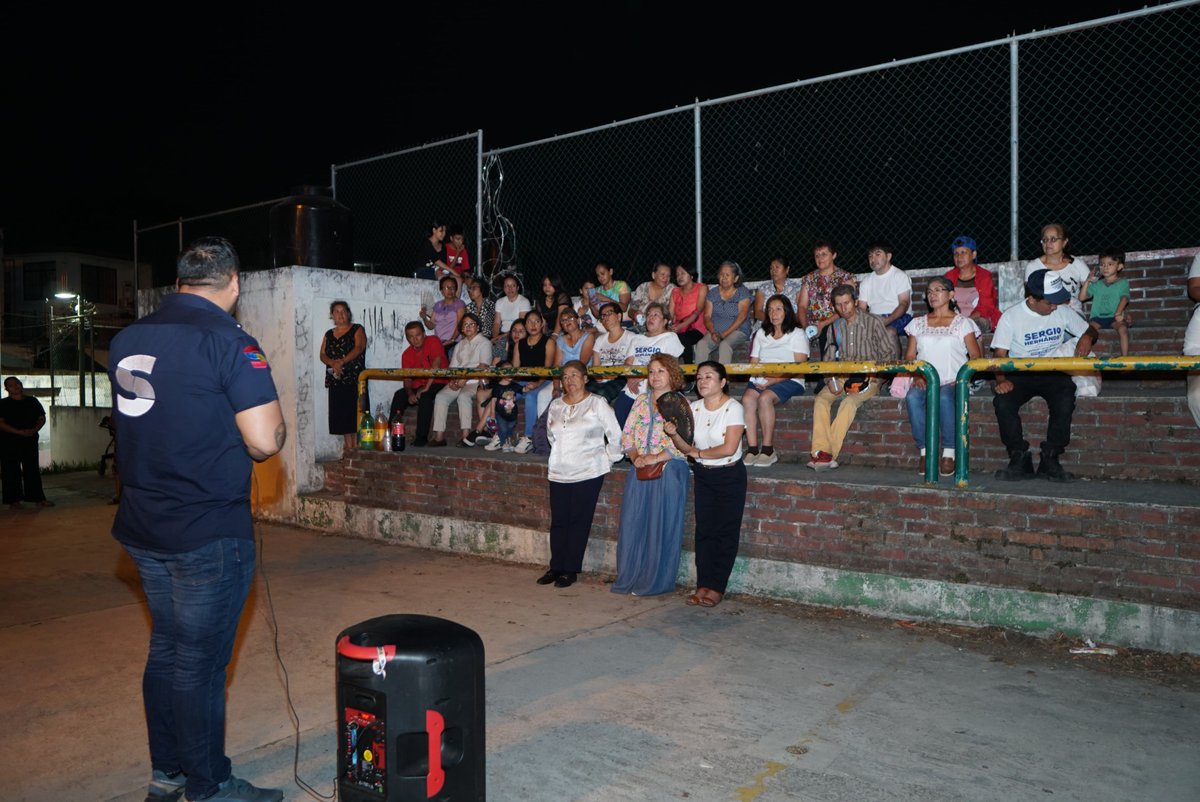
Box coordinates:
[1037,449,1075,482]
[995,449,1034,481]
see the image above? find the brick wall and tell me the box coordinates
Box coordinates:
[409,391,1200,483]
[321,450,1200,611]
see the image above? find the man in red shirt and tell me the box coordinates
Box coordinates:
[944,235,1001,333]
[391,321,447,447]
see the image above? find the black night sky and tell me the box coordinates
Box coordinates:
[2,1,1147,259]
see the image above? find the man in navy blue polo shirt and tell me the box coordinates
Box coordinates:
[110,237,286,802]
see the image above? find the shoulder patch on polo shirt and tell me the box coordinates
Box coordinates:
[242,346,269,368]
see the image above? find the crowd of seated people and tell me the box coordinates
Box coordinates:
[387,228,1174,482]
[369,226,1193,607]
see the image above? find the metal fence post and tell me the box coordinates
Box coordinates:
[694,101,703,281]
[1009,38,1020,264]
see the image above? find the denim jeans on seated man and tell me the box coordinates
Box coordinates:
[124,538,256,801]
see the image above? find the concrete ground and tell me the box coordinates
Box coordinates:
[2,472,1198,802]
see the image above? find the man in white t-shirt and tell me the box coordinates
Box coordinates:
[1185,252,1200,429]
[991,269,1096,482]
[612,303,684,427]
[857,239,912,334]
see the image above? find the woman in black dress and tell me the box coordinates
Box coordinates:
[320,300,368,449]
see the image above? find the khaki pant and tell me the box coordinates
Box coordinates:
[811,379,881,458]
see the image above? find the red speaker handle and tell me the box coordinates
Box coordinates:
[426,710,445,797]
[336,636,397,662]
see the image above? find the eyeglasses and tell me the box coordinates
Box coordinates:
[1040,236,1063,244]
[600,310,617,318]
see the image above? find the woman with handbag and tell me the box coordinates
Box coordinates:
[537,361,625,589]
[666,361,747,608]
[611,353,689,596]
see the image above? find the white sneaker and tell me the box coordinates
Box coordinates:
[514,436,533,454]
[483,435,502,451]
[756,451,778,467]
[502,440,515,453]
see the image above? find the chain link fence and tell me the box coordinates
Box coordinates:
[131,3,1199,294]
[1017,3,1200,259]
[332,132,480,277]
[489,111,697,296]
[700,43,1012,277]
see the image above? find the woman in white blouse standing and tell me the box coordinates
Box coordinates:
[538,360,625,588]
[665,361,747,608]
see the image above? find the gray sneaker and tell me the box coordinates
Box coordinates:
[146,770,185,802]
[195,776,283,802]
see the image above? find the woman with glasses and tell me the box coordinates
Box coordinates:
[1024,223,1090,316]
[429,314,492,447]
[902,276,982,476]
[589,303,634,404]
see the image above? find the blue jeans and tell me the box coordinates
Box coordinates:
[906,382,955,450]
[125,538,256,800]
[497,415,517,444]
[523,382,552,437]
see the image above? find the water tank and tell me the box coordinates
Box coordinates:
[270,185,353,270]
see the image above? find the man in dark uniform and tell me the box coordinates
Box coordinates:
[110,237,286,802]
[0,376,52,508]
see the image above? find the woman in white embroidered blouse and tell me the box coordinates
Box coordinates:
[902,276,981,477]
[538,360,624,588]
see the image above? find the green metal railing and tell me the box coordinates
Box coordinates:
[359,359,948,481]
[953,355,1200,486]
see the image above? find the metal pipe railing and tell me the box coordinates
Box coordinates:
[359,359,947,481]
[953,355,1200,486]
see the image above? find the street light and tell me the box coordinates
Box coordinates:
[53,292,85,406]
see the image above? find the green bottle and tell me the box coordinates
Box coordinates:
[358,408,375,449]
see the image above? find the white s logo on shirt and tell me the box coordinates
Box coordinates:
[115,355,157,417]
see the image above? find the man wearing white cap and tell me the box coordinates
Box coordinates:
[990,269,1096,482]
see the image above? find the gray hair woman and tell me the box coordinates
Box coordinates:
[538,360,624,588]
[695,261,753,364]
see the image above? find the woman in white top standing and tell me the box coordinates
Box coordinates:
[742,295,810,467]
[1024,223,1090,316]
[902,276,982,476]
[539,360,625,588]
[665,361,747,608]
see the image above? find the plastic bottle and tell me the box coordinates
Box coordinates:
[373,404,388,451]
[391,416,406,452]
[358,409,375,449]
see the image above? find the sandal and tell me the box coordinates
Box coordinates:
[698,589,723,608]
[686,588,706,606]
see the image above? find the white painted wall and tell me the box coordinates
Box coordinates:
[137,266,436,520]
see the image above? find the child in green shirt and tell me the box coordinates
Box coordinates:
[1081,248,1132,356]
